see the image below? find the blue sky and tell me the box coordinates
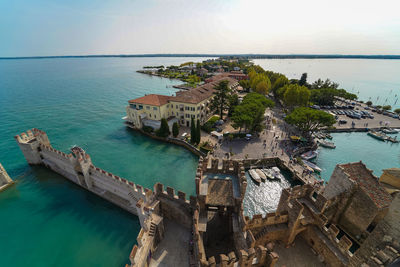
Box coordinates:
[1,0,400,57]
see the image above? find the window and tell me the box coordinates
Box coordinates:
[197,114,199,118]
[149,114,151,118]
[153,107,157,110]
[191,107,195,111]
[191,115,195,118]
[138,105,143,109]
[176,105,178,109]
[146,106,150,110]
[197,106,200,110]
[130,104,137,109]
[167,104,169,108]
[185,106,189,111]
[154,115,156,119]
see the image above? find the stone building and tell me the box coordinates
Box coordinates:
[379,168,400,195]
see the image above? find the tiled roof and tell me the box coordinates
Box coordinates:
[128,94,171,106]
[340,162,392,209]
[383,168,400,178]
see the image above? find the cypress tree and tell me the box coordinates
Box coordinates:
[172,122,179,137]
[190,117,196,144]
[196,119,201,144]
[157,118,170,137]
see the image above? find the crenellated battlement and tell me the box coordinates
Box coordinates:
[245,212,289,230]
[0,163,14,191]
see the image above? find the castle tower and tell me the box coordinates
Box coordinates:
[71,147,93,189]
[14,129,49,165]
[0,163,14,191]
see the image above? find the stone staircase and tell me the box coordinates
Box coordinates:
[128,191,139,206]
[253,223,288,240]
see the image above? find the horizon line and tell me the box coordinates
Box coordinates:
[1,53,400,60]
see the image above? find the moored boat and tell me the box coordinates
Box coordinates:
[382,128,399,134]
[262,168,275,180]
[318,140,336,149]
[367,131,387,141]
[303,160,322,173]
[271,167,284,180]
[301,151,318,160]
[248,169,261,184]
[255,169,266,182]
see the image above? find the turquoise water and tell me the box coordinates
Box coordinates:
[1,57,399,265]
[315,132,400,181]
[254,59,400,109]
[0,57,204,267]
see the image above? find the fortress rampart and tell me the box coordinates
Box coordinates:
[15,128,151,216]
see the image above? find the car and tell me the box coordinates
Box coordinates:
[364,107,370,110]
[339,120,347,124]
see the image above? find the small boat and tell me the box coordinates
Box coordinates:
[382,128,399,134]
[318,140,336,149]
[325,133,333,140]
[271,167,284,180]
[367,131,387,141]
[248,169,261,184]
[255,169,267,182]
[290,136,300,142]
[301,151,318,161]
[303,160,322,173]
[262,168,275,180]
[387,136,399,143]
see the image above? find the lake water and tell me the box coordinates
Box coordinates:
[254,58,400,109]
[1,57,399,265]
[0,57,203,267]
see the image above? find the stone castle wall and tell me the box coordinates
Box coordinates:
[15,128,150,215]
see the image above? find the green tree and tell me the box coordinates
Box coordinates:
[394,108,400,114]
[196,119,201,144]
[255,80,271,95]
[299,73,308,87]
[172,122,179,137]
[310,88,336,106]
[283,84,310,109]
[190,117,196,144]
[382,105,392,111]
[285,107,336,137]
[239,80,250,91]
[228,94,240,116]
[271,75,289,95]
[211,80,231,118]
[366,101,373,106]
[156,118,170,137]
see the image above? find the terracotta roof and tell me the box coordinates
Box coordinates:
[339,162,392,209]
[383,168,400,178]
[128,94,171,106]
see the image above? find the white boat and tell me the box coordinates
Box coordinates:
[301,151,318,160]
[271,167,284,180]
[303,160,322,173]
[262,168,275,180]
[248,169,261,183]
[318,140,336,149]
[382,128,399,134]
[255,169,266,182]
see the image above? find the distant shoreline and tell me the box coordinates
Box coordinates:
[1,54,400,60]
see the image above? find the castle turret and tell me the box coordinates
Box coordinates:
[14,128,49,164]
[0,163,14,191]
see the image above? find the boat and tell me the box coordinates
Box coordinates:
[303,160,322,173]
[290,136,300,142]
[318,140,336,149]
[382,128,399,134]
[248,169,261,184]
[325,133,333,140]
[387,136,399,143]
[367,131,387,141]
[255,169,267,182]
[271,167,284,180]
[262,168,275,180]
[301,151,318,161]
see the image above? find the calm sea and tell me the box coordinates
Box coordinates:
[1,57,399,265]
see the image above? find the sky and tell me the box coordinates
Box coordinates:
[1,0,400,57]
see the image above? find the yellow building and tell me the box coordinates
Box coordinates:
[126,77,238,129]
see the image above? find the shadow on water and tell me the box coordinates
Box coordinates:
[27,166,141,247]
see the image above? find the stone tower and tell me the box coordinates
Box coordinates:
[0,163,13,191]
[14,128,50,164]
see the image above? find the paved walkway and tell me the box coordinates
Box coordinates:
[274,238,325,267]
[210,108,320,185]
[150,219,190,267]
